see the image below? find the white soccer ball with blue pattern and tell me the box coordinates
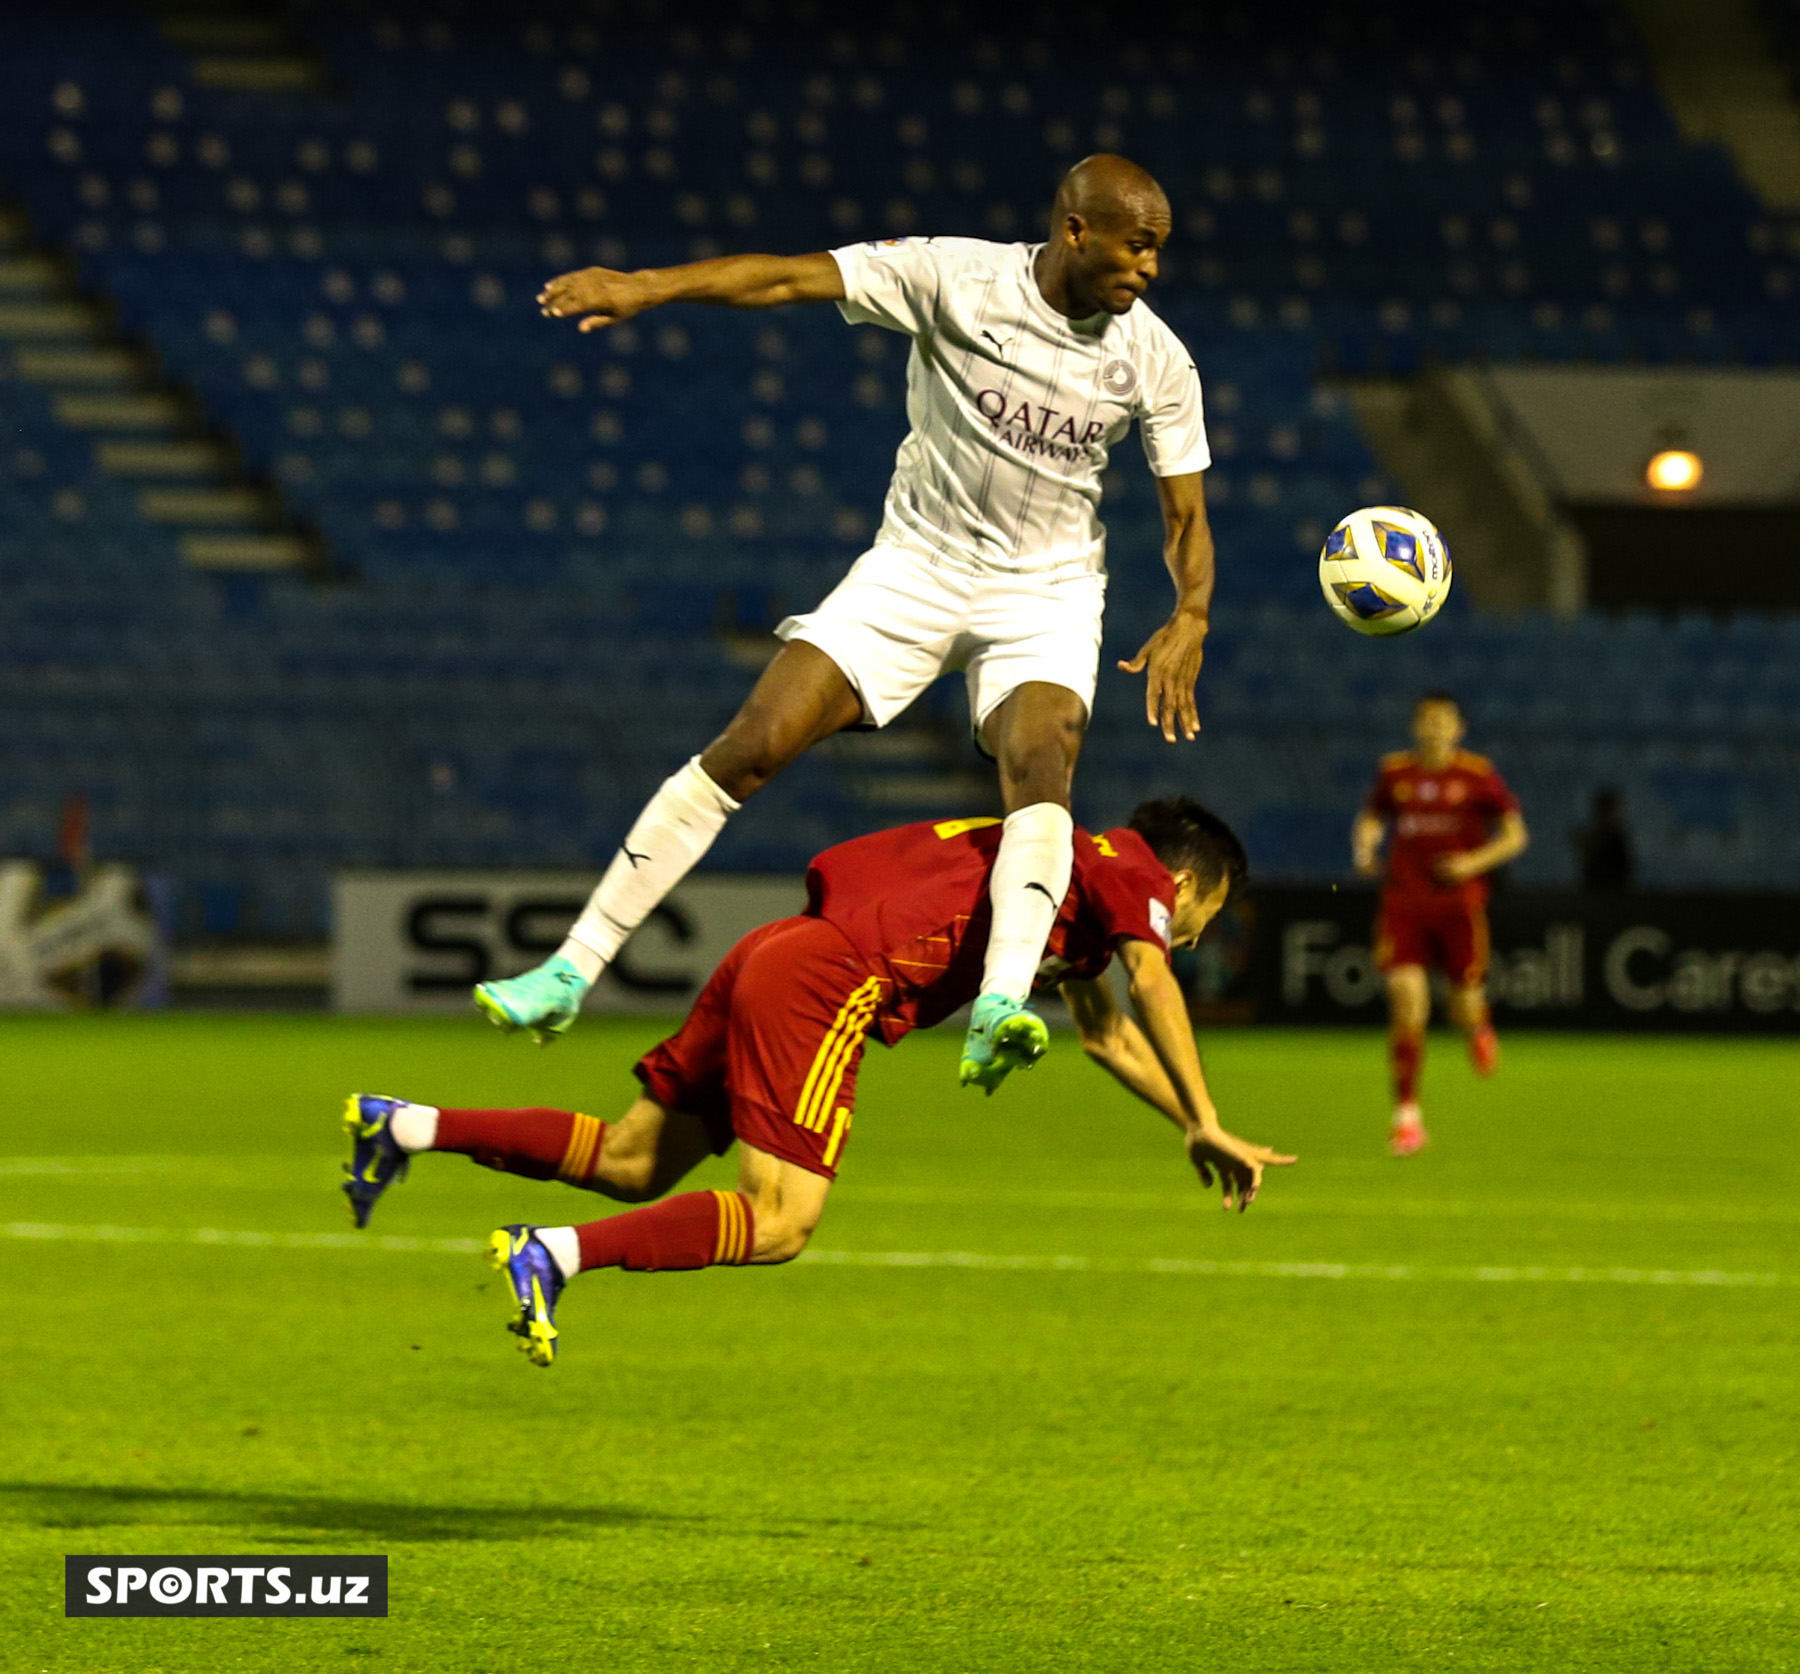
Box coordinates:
[1318,506,1452,636]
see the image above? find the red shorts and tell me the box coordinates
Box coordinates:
[634,915,882,1181]
[1375,895,1491,987]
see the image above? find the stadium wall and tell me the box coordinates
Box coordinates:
[1235,884,1800,1032]
[327,868,1800,1033]
[332,869,799,1013]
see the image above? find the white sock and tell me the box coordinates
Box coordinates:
[388,1102,439,1153]
[536,1224,581,1282]
[557,756,742,982]
[979,802,1075,1004]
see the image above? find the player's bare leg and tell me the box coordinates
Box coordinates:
[475,643,862,1041]
[696,640,866,802]
[1384,964,1431,1156]
[960,683,1087,1092]
[497,1142,831,1366]
[1450,981,1499,1078]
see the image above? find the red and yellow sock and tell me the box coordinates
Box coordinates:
[433,1107,607,1187]
[1390,1031,1423,1106]
[574,1190,756,1273]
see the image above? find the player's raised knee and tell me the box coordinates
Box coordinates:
[702,708,815,801]
[744,1182,827,1264]
[704,732,776,796]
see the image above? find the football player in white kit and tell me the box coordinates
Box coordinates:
[475,155,1216,1093]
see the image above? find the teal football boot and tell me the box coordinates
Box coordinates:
[958,992,1050,1094]
[473,955,590,1045]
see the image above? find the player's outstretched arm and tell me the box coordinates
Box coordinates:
[1062,971,1188,1130]
[539,252,846,333]
[1119,471,1214,743]
[1066,949,1294,1212]
[1351,809,1387,877]
[1435,809,1530,884]
[1116,940,1294,1212]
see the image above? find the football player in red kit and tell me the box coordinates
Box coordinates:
[1353,693,1529,1156]
[342,797,1293,1365]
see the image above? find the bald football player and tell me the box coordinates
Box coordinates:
[478,156,1217,1098]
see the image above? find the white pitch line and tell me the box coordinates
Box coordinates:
[837,1185,1800,1228]
[0,1221,1792,1290]
[0,1221,482,1256]
[798,1250,1797,1288]
[0,1157,186,1176]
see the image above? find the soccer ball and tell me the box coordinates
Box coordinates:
[1318,506,1452,636]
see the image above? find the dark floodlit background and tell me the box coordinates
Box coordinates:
[4,11,1799,1671]
[0,0,1796,997]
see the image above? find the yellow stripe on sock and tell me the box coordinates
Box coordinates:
[568,1120,595,1183]
[713,1190,746,1265]
[556,1113,603,1186]
[555,1123,581,1183]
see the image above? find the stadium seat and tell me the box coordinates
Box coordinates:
[0,0,1795,929]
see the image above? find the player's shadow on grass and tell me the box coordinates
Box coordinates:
[0,1481,689,1544]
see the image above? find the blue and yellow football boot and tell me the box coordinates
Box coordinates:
[472,955,589,1045]
[341,1094,410,1228]
[487,1224,565,1368]
[958,993,1050,1094]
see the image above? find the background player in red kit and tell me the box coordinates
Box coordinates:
[342,798,1294,1365]
[1353,693,1529,1156]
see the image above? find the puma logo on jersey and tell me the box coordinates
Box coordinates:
[1024,881,1058,904]
[621,845,651,868]
[979,328,1011,355]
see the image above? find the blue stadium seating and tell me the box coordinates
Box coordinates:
[1,1,1796,936]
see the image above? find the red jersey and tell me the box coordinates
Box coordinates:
[804,816,1175,1044]
[1366,749,1518,907]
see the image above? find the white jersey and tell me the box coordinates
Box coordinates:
[830,236,1210,576]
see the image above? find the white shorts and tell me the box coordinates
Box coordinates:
[776,546,1107,738]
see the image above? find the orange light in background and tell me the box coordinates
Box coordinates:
[1645,448,1703,492]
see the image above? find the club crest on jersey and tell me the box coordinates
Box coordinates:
[1100,358,1139,399]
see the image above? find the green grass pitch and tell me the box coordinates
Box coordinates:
[0,1014,1795,1673]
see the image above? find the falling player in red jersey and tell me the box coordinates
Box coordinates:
[341,798,1294,1365]
[1352,693,1529,1156]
